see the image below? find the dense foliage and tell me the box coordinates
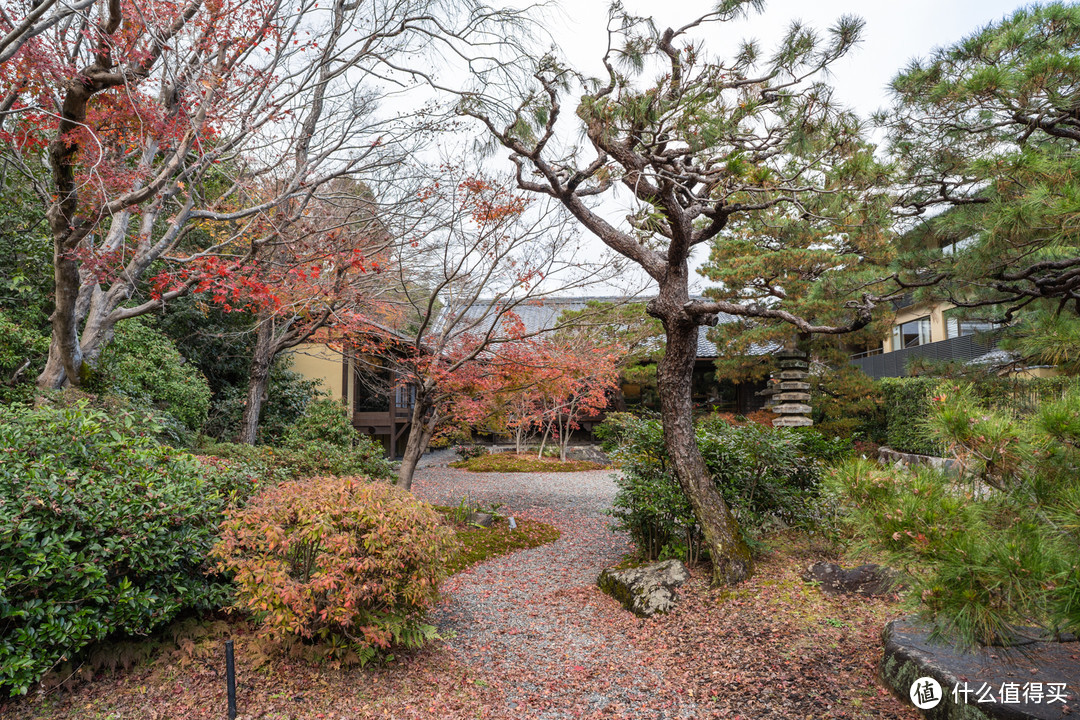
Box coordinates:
[202,399,394,481]
[0,404,261,696]
[0,310,49,405]
[879,376,1080,456]
[598,413,850,563]
[885,3,1080,318]
[828,383,1080,648]
[212,476,455,662]
[92,318,212,434]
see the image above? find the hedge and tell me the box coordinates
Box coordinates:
[879,376,1080,455]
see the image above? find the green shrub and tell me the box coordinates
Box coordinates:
[0,309,48,405]
[200,437,393,482]
[879,377,943,456]
[878,376,1080,456]
[202,398,394,480]
[201,358,320,444]
[601,414,846,563]
[811,366,887,442]
[212,476,455,660]
[282,397,359,449]
[92,318,212,434]
[0,403,262,696]
[828,384,1080,648]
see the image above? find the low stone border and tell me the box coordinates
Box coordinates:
[878,446,959,473]
[881,618,1078,719]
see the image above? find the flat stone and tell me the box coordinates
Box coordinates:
[597,559,690,617]
[466,511,494,528]
[882,617,1079,719]
[774,392,811,403]
[802,561,898,596]
[773,416,813,427]
[777,370,808,380]
[774,403,812,414]
[778,381,811,391]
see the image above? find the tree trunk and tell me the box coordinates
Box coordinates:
[398,393,434,491]
[651,285,752,586]
[237,319,275,445]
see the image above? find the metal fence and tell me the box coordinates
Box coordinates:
[850,333,1001,379]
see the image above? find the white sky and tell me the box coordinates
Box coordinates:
[496,0,1030,296]
[551,0,1028,119]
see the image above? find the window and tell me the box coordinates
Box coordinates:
[892,316,932,349]
[945,308,998,339]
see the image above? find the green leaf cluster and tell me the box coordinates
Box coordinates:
[0,403,262,696]
[599,412,850,563]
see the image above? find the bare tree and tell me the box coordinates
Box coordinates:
[0,0,531,389]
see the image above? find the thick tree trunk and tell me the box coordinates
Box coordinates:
[398,394,434,491]
[237,320,276,445]
[651,280,752,586]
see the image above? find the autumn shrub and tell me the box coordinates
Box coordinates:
[827,383,1080,648]
[212,477,455,661]
[453,443,487,460]
[602,413,847,563]
[0,403,262,696]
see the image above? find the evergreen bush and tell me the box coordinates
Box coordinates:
[828,383,1080,648]
[92,318,212,435]
[601,413,850,563]
[203,397,394,480]
[0,403,261,696]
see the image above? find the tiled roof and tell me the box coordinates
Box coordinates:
[451,296,779,359]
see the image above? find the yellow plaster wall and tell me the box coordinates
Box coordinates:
[883,301,955,353]
[287,343,345,399]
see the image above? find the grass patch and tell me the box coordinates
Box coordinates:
[449,452,606,473]
[435,508,561,575]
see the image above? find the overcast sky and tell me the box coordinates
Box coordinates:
[498,0,1032,296]
[551,0,1029,118]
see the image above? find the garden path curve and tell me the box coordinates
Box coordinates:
[412,454,701,719]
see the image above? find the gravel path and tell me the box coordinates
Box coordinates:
[412,459,701,719]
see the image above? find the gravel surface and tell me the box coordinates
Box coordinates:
[413,460,702,719]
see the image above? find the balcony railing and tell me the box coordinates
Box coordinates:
[850,332,1002,379]
[849,347,883,360]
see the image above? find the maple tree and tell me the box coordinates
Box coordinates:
[446,334,620,460]
[350,166,622,490]
[0,0,529,390]
[231,178,398,444]
[457,2,905,584]
[531,337,620,461]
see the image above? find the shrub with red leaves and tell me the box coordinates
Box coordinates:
[212,476,456,655]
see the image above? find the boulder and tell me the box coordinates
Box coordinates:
[802,561,898,597]
[597,559,690,617]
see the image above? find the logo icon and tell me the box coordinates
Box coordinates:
[910,676,943,709]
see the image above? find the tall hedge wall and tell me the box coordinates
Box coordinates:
[879,375,1080,456]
